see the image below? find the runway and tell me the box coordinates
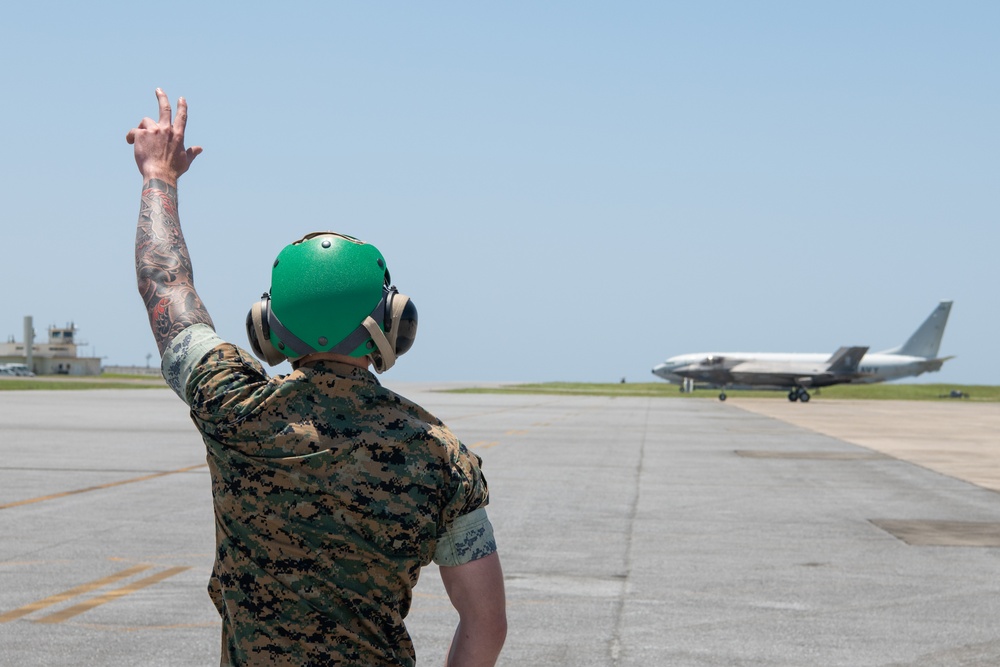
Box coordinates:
[1,387,999,666]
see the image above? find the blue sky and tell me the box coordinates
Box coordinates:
[0,2,996,384]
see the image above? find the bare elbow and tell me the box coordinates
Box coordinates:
[441,551,507,666]
[486,600,507,645]
[471,604,507,654]
[490,611,508,655]
[447,609,507,667]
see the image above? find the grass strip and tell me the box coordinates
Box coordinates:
[0,377,165,391]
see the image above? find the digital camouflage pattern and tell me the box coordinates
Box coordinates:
[162,326,494,666]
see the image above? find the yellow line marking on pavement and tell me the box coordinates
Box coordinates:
[74,621,221,632]
[0,564,152,623]
[108,553,212,563]
[0,464,208,510]
[34,566,191,624]
[469,441,500,450]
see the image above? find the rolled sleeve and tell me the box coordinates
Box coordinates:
[433,507,497,567]
[161,324,226,402]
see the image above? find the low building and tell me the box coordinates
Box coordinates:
[0,319,102,376]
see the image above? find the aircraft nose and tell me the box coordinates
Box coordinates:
[652,362,679,379]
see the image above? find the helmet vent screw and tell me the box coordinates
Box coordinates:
[273,259,280,267]
[278,343,285,350]
[366,341,375,350]
[318,337,328,347]
[321,240,332,248]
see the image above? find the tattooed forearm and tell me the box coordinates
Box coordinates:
[135,178,214,354]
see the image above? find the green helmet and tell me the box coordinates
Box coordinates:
[266,232,390,360]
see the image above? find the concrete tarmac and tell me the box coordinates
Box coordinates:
[1,387,999,666]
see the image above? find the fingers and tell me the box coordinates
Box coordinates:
[174,96,189,133]
[126,117,155,144]
[186,146,203,163]
[156,88,171,125]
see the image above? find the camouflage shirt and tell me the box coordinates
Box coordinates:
[162,324,496,666]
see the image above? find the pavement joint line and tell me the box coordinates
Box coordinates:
[608,397,650,666]
[0,463,209,510]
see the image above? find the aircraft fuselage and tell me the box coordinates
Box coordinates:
[652,352,943,387]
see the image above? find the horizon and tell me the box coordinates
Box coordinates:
[0,2,996,385]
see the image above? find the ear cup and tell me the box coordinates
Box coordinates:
[384,291,418,357]
[246,296,287,366]
[360,288,416,374]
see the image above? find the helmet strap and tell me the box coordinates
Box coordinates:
[360,316,396,373]
[267,291,393,367]
[266,306,319,357]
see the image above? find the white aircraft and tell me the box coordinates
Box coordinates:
[651,301,954,402]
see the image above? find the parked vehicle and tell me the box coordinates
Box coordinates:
[0,363,35,377]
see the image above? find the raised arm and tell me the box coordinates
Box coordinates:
[127,89,213,355]
[439,552,507,667]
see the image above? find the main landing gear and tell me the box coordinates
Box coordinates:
[787,387,811,402]
[718,392,727,401]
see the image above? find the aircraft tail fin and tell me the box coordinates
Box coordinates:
[826,346,869,373]
[881,301,953,358]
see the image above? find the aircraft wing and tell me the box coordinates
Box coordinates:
[726,346,870,389]
[825,346,869,374]
[727,365,823,388]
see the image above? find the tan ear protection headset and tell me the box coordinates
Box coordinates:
[246,285,417,372]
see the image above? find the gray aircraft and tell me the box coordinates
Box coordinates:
[662,345,869,402]
[652,301,954,402]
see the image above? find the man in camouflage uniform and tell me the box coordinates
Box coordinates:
[127,89,506,666]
